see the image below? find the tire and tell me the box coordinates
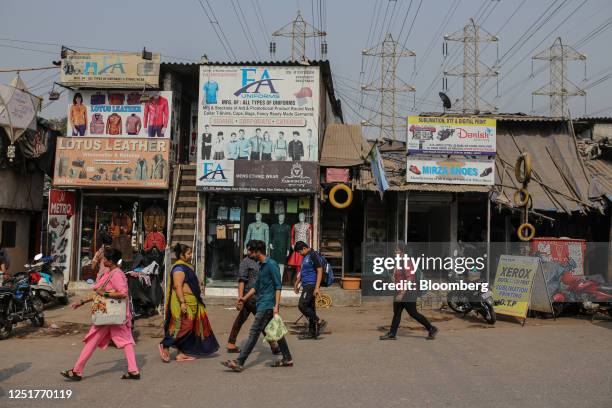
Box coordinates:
[59,295,70,305]
[31,313,45,328]
[447,291,471,313]
[552,302,565,317]
[0,319,12,340]
[481,303,496,325]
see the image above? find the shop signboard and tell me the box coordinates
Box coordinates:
[407,116,496,155]
[197,65,320,192]
[66,90,172,138]
[48,189,76,282]
[60,52,160,88]
[53,137,170,189]
[406,157,495,185]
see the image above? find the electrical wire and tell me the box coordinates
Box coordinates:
[230,0,261,60]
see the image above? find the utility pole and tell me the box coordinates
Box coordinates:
[443,18,499,114]
[361,33,415,141]
[532,37,586,118]
[271,11,326,62]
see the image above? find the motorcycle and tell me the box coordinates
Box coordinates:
[28,253,70,306]
[0,266,45,339]
[551,270,612,317]
[446,274,496,325]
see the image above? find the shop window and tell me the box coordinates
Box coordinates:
[1,221,16,248]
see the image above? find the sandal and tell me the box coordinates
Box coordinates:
[176,355,196,362]
[60,369,82,381]
[121,372,141,380]
[270,359,293,368]
[221,360,244,372]
[158,344,170,363]
[226,346,241,354]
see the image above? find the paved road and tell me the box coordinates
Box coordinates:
[0,301,611,408]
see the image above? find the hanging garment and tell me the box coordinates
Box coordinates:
[106,113,122,135]
[135,158,148,181]
[143,206,166,232]
[90,113,105,135]
[150,154,167,180]
[108,93,125,105]
[126,114,142,135]
[90,93,106,105]
[127,93,142,105]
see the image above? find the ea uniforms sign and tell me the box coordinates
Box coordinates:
[196,65,320,192]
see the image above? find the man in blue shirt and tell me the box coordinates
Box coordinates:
[221,240,293,372]
[293,241,327,339]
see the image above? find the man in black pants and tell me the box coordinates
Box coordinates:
[380,249,438,340]
[226,241,279,354]
[293,241,327,339]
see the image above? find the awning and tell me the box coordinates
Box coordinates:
[320,124,371,167]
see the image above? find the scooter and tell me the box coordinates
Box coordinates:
[0,267,45,339]
[551,271,612,317]
[28,254,70,306]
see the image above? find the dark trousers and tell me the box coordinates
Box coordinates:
[389,301,433,336]
[250,152,261,160]
[202,147,211,160]
[237,309,291,366]
[298,284,318,335]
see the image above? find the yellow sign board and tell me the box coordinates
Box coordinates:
[60,52,160,88]
[492,255,540,319]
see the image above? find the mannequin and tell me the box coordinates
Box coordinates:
[287,212,312,272]
[270,213,291,282]
[244,213,269,254]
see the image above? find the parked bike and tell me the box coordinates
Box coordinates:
[28,254,70,306]
[0,264,45,339]
[446,270,496,325]
[551,269,612,317]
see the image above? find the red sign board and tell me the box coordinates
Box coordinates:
[325,168,350,183]
[48,189,76,217]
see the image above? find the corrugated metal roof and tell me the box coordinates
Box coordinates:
[320,124,371,167]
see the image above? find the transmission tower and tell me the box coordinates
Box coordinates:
[271,11,327,62]
[361,33,416,141]
[443,18,499,114]
[532,37,586,118]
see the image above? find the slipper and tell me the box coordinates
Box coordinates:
[60,369,82,381]
[176,355,196,362]
[158,344,170,363]
[227,347,241,354]
[221,360,244,372]
[121,372,141,380]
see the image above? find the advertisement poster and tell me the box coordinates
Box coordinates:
[60,52,160,88]
[48,189,76,282]
[53,137,170,189]
[406,157,495,185]
[407,116,496,155]
[197,65,320,192]
[531,238,586,276]
[66,90,172,138]
[492,255,539,319]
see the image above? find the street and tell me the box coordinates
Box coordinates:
[1,302,611,408]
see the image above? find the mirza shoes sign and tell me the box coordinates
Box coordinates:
[407,157,495,186]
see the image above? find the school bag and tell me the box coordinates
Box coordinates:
[312,251,334,287]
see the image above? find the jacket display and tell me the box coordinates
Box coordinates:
[90,113,105,135]
[106,113,122,135]
[126,114,142,134]
[135,158,148,181]
[150,154,167,180]
[144,231,166,251]
[90,94,106,105]
[108,93,125,105]
[143,96,169,128]
[127,93,141,105]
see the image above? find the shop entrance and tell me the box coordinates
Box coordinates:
[204,193,314,285]
[407,192,453,242]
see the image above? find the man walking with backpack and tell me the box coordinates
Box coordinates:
[293,241,327,339]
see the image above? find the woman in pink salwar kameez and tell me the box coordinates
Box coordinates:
[61,248,140,381]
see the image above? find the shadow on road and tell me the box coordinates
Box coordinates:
[0,362,32,384]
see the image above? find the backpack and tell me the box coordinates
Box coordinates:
[312,251,334,287]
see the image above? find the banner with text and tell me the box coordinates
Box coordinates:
[60,52,160,88]
[53,137,169,189]
[48,189,76,283]
[492,255,539,319]
[407,116,496,155]
[67,90,172,138]
[407,157,495,185]
[197,65,320,192]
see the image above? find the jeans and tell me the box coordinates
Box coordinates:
[298,285,318,335]
[228,297,276,349]
[250,152,261,160]
[389,301,433,336]
[237,309,291,366]
[72,125,86,136]
[148,125,163,137]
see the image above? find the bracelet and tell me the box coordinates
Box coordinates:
[103,292,110,298]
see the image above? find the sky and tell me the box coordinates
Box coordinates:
[1,0,611,131]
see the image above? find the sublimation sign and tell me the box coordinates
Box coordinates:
[60,52,160,88]
[48,189,76,282]
[407,116,496,155]
[197,65,320,192]
[53,137,169,189]
[492,255,540,319]
[66,90,172,138]
[406,158,495,185]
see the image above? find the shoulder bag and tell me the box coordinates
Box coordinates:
[91,272,128,325]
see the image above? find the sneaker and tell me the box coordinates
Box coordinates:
[379,333,397,340]
[298,332,318,340]
[316,319,328,336]
[427,326,439,340]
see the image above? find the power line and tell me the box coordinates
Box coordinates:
[230,0,261,60]
[195,0,237,60]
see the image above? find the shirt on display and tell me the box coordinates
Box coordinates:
[204,80,219,104]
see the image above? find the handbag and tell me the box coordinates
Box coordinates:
[91,272,128,326]
[263,314,288,342]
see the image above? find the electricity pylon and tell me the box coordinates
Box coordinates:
[361,33,416,141]
[271,11,326,62]
[532,37,586,118]
[443,18,499,114]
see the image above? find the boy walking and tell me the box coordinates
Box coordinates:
[221,240,293,372]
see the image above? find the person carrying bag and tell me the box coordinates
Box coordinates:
[61,248,140,381]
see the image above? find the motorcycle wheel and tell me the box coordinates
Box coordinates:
[552,302,564,317]
[31,313,45,327]
[481,303,496,325]
[0,319,12,340]
[447,292,471,313]
[58,295,69,305]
